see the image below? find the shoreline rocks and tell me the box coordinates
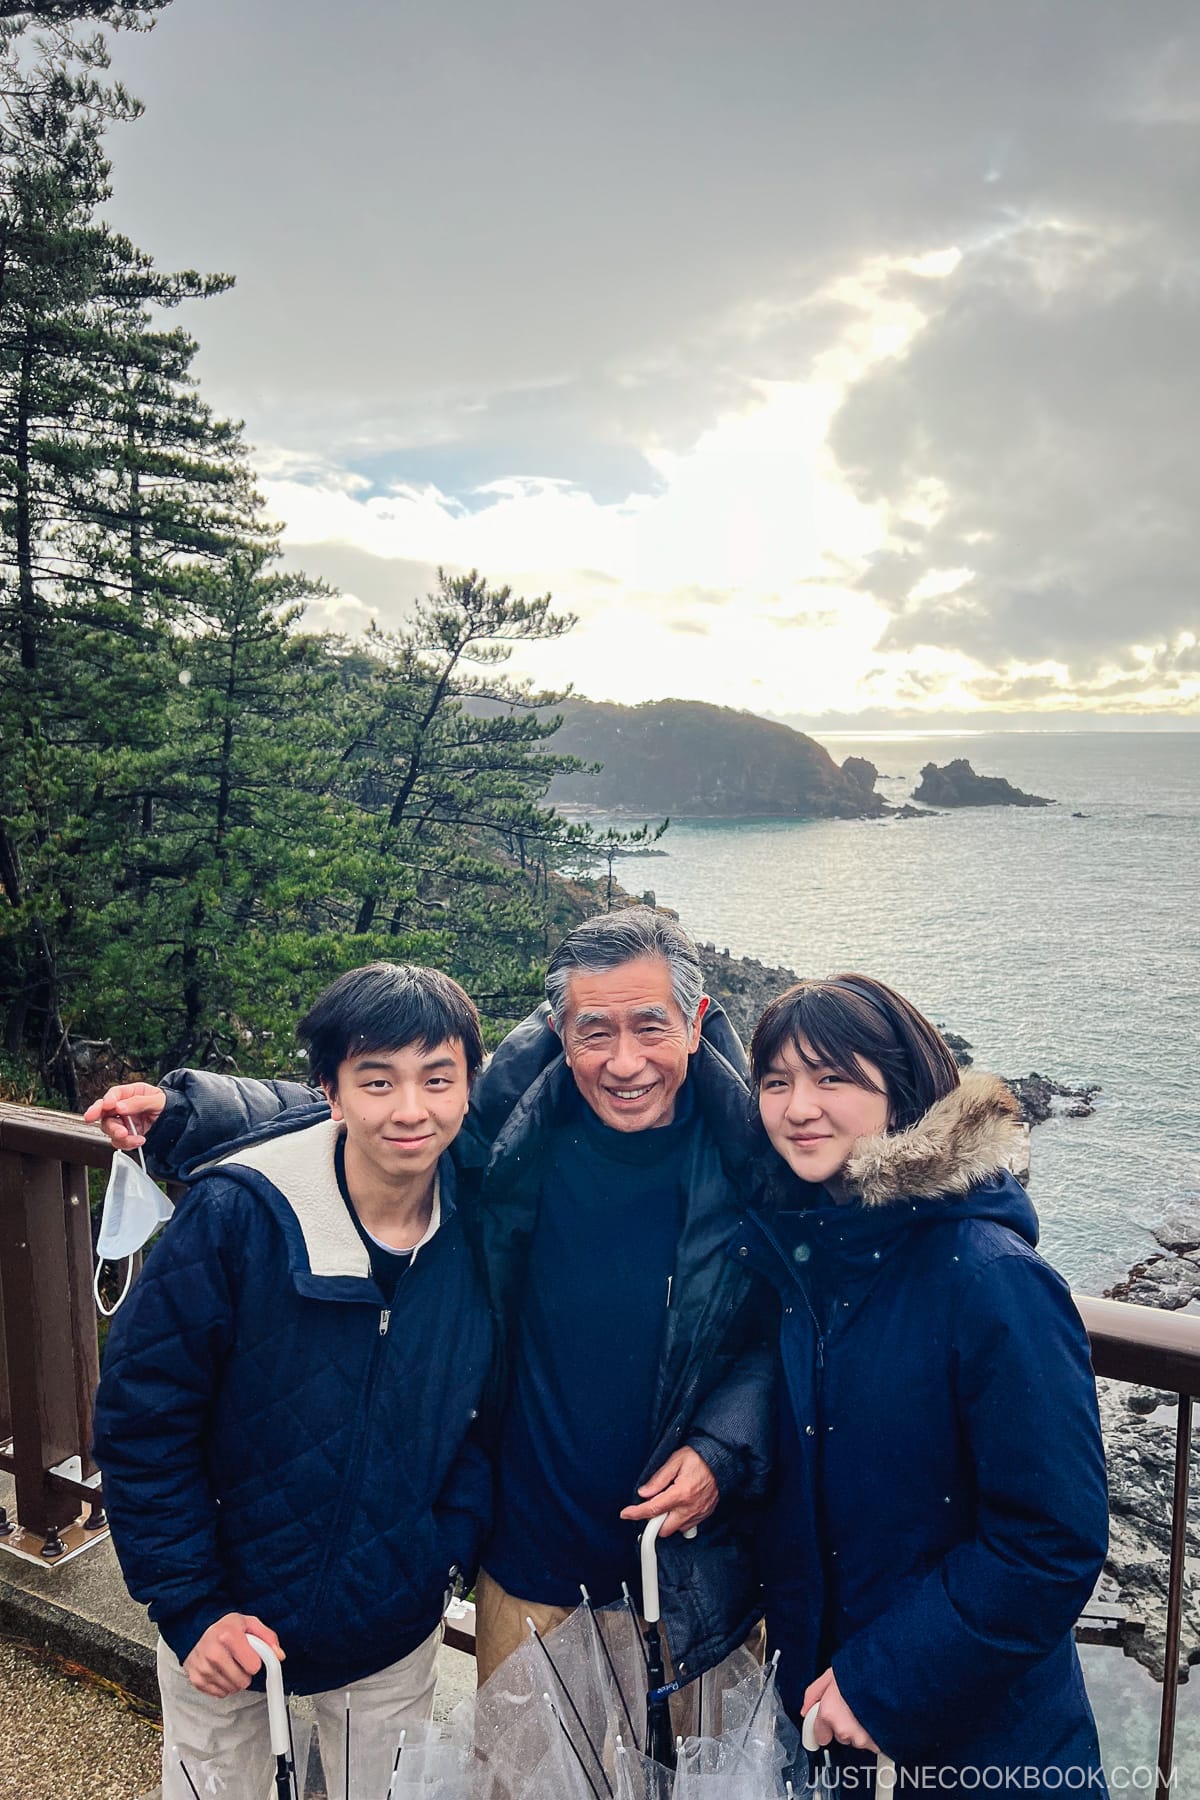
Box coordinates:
[1098,1198,1200,1681]
[913,758,1053,808]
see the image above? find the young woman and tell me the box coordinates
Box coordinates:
[740,974,1109,1795]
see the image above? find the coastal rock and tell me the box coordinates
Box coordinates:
[696,943,800,1043]
[939,1030,974,1068]
[1151,1207,1200,1255]
[912,758,1053,809]
[1004,1072,1100,1124]
[1097,1366,1200,1680]
[1100,1246,1200,1678]
[840,755,879,799]
[883,803,941,820]
[546,699,887,819]
[1106,1253,1200,1312]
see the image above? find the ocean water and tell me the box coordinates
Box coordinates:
[638,732,1200,1294]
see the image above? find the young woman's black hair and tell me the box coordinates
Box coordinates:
[750,973,960,1133]
[298,962,484,1092]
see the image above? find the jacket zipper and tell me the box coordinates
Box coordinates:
[301,1282,405,1638]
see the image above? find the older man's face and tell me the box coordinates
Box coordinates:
[556,955,708,1132]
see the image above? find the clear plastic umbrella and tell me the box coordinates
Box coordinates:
[190,1554,798,1798]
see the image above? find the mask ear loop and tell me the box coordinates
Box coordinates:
[93,1145,151,1318]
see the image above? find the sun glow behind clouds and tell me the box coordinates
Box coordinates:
[261,243,1027,716]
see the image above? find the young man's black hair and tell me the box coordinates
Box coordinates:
[298,962,485,1091]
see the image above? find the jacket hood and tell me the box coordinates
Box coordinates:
[746,1072,1038,1292]
[213,1116,447,1285]
[847,1071,1026,1208]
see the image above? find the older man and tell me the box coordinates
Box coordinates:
[89,909,772,1686]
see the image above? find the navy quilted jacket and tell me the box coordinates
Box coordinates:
[93,1117,493,1695]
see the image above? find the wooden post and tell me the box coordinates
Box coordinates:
[0,1104,109,1538]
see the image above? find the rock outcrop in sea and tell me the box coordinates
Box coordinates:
[546,699,888,819]
[913,758,1053,808]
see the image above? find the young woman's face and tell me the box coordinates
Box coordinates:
[758,1034,891,1185]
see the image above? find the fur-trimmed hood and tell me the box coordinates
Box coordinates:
[848,1070,1026,1208]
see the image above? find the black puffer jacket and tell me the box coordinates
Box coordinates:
[142,1001,775,1681]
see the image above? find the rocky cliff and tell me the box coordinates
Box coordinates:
[546,699,886,818]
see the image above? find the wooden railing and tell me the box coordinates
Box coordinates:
[0,1105,1197,1792]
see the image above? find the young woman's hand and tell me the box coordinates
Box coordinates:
[83,1081,166,1150]
[803,1667,881,1753]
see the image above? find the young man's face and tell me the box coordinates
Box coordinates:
[556,955,707,1133]
[324,1039,471,1188]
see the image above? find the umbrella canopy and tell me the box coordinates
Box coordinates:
[177,1606,797,1798]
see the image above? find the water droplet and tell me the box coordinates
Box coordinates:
[872,1250,881,1261]
[793,1244,810,1263]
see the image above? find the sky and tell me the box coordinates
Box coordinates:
[102,0,1200,725]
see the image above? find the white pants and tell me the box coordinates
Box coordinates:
[158,1624,442,1800]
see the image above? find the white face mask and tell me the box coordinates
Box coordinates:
[94,1148,175,1316]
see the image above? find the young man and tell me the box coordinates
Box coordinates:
[92,964,493,1800]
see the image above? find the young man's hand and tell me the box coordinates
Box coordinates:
[83,1082,166,1151]
[620,1446,719,1537]
[182,1614,285,1697]
[802,1668,880,1754]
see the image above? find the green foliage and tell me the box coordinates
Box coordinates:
[0,10,635,1102]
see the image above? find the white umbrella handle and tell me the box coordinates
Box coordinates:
[245,1633,290,1758]
[638,1515,697,1625]
[803,1700,896,1790]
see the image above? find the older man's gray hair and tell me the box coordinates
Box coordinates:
[544,906,705,1031]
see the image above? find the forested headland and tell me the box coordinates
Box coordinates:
[0,2,642,1107]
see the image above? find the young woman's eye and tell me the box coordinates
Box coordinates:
[818,1074,844,1086]
[761,1077,787,1092]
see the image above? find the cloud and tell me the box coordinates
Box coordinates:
[103,0,1200,716]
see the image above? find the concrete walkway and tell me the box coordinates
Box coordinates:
[0,1474,476,1799]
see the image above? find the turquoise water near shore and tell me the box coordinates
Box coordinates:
[638,732,1200,1293]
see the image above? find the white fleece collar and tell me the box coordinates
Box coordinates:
[219,1118,441,1277]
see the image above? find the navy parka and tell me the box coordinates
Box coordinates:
[741,1073,1109,1793]
[93,1117,493,1696]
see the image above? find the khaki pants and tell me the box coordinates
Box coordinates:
[474,1566,765,1688]
[157,1624,442,1800]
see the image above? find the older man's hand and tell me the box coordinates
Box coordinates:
[619,1446,719,1537]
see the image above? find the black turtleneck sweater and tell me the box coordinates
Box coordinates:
[484,1080,694,1605]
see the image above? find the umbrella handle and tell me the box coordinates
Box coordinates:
[803,1701,896,1790]
[246,1633,290,1759]
[638,1514,697,1625]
